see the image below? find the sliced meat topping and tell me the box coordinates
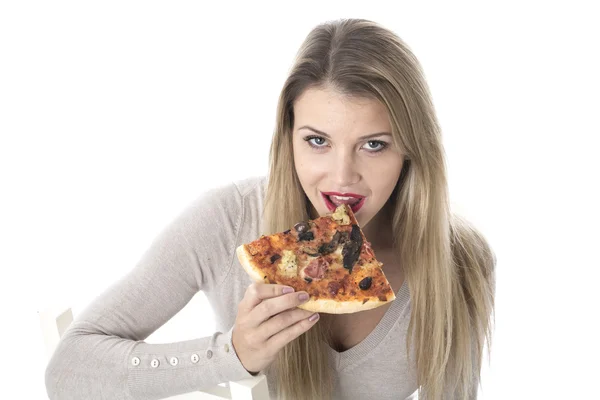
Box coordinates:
[327,281,342,296]
[304,258,329,280]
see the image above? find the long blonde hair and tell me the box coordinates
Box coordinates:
[262,19,495,399]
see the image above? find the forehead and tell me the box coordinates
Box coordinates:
[293,87,391,136]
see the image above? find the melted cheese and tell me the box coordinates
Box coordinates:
[330,245,345,268]
[332,205,350,225]
[278,250,298,277]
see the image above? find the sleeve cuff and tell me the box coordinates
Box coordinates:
[211,326,256,382]
[126,327,255,397]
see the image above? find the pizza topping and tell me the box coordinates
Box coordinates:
[342,225,363,273]
[363,241,375,258]
[247,244,259,256]
[278,250,298,277]
[294,222,310,233]
[328,281,342,296]
[350,224,362,242]
[358,277,373,290]
[304,258,329,280]
[298,231,315,241]
[302,247,321,257]
[237,203,397,314]
[319,230,344,255]
[332,205,351,225]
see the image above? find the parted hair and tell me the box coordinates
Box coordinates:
[262,18,495,400]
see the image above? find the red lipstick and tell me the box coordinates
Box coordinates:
[321,192,366,214]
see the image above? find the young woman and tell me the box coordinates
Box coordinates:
[45,19,495,400]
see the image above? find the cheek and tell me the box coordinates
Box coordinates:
[365,158,403,192]
[293,145,326,183]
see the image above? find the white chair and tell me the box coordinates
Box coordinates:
[39,307,270,400]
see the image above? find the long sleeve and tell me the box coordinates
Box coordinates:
[45,182,254,399]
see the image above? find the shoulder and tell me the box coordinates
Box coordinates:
[163,176,267,257]
[160,176,266,241]
[191,175,266,214]
[232,175,267,199]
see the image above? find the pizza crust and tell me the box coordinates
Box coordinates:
[298,294,396,314]
[236,244,267,283]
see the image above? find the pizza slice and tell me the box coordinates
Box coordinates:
[236,204,396,314]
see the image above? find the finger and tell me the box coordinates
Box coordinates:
[239,283,295,314]
[252,291,311,324]
[267,313,320,350]
[258,308,314,340]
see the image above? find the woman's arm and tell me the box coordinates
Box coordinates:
[45,182,254,399]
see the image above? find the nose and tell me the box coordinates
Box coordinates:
[332,150,360,187]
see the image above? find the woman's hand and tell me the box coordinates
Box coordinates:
[231,283,320,374]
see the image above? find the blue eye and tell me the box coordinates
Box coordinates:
[362,140,387,152]
[305,135,328,147]
[303,135,388,153]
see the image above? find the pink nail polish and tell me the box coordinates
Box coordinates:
[299,293,309,301]
[282,287,294,294]
[309,313,319,322]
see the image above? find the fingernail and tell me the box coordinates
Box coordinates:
[309,313,319,322]
[282,287,294,294]
[299,293,309,302]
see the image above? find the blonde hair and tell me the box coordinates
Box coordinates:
[262,18,495,399]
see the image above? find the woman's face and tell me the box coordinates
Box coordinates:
[292,87,405,228]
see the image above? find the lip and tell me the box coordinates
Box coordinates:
[321,191,366,214]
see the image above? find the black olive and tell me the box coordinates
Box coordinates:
[270,254,281,263]
[294,222,310,233]
[359,277,372,290]
[298,231,314,241]
[304,277,313,283]
[283,229,291,234]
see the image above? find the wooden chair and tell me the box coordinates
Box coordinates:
[39,306,270,400]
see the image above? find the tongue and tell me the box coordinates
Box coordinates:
[329,196,360,207]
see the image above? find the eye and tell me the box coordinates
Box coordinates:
[362,140,387,152]
[304,135,328,148]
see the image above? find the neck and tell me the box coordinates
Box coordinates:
[361,202,395,252]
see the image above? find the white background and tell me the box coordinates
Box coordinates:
[1,1,599,399]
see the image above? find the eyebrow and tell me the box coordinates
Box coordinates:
[297,125,392,140]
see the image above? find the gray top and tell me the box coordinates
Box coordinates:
[45,176,468,399]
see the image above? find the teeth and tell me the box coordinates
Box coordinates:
[332,196,353,201]
[328,195,361,206]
